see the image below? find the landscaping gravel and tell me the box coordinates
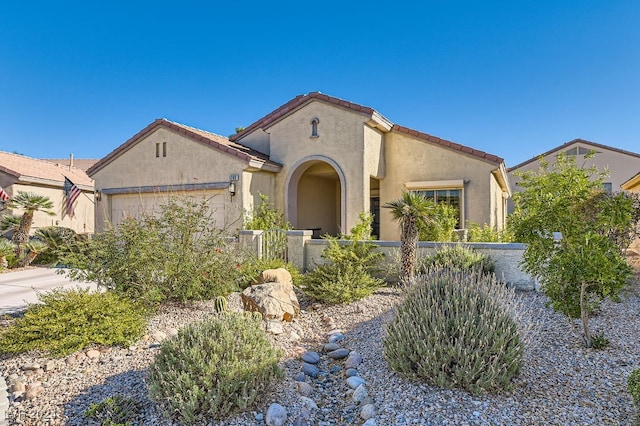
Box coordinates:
[1,271,639,425]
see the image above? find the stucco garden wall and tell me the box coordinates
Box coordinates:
[240,230,537,291]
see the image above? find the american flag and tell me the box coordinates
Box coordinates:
[63,177,82,217]
[0,186,9,202]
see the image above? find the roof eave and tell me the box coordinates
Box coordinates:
[246,159,282,173]
[492,163,511,196]
[367,111,393,132]
[16,176,94,191]
[621,172,640,190]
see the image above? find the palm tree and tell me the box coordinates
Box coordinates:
[384,191,435,283]
[18,240,48,268]
[8,192,55,261]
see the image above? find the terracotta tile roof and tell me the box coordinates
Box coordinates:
[508,138,640,171]
[231,92,504,165]
[0,151,93,188]
[87,118,282,176]
[229,92,377,142]
[391,125,504,165]
[42,158,100,172]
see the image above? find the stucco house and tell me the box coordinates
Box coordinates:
[0,151,95,234]
[88,92,511,240]
[508,139,640,212]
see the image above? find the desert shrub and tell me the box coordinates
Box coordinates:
[383,269,526,394]
[33,226,86,265]
[422,245,494,274]
[300,237,384,304]
[238,257,303,289]
[589,332,609,349]
[84,394,142,426]
[244,193,291,231]
[0,288,147,357]
[0,238,15,269]
[418,203,458,242]
[63,197,244,304]
[148,313,283,425]
[466,222,514,242]
[629,369,640,408]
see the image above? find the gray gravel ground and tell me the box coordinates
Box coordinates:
[1,273,639,425]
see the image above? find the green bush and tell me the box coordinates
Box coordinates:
[0,238,14,269]
[418,203,458,242]
[0,288,147,357]
[383,269,525,394]
[33,226,86,266]
[422,245,494,274]
[300,237,384,304]
[244,193,291,231]
[84,395,141,426]
[63,197,245,304]
[629,369,640,408]
[148,313,284,424]
[466,222,514,242]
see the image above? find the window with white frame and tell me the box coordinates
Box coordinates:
[405,180,464,227]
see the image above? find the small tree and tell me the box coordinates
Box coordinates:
[510,153,634,347]
[384,192,435,283]
[6,192,55,266]
[244,193,290,230]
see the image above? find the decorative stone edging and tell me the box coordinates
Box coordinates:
[263,330,377,426]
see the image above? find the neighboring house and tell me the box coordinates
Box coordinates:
[0,151,95,234]
[88,92,511,240]
[621,172,640,253]
[508,139,640,212]
[42,157,100,172]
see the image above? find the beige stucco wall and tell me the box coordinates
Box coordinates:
[241,170,277,225]
[254,100,383,234]
[92,127,251,232]
[379,131,506,240]
[489,174,507,229]
[7,183,94,234]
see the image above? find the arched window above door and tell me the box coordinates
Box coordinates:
[310,118,320,138]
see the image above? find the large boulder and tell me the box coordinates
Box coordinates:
[256,268,293,287]
[241,268,300,322]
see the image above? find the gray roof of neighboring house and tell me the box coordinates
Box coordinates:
[87,118,282,176]
[42,158,100,172]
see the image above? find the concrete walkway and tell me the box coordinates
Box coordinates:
[0,267,99,424]
[0,267,98,315]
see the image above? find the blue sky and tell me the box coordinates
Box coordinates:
[1,1,639,167]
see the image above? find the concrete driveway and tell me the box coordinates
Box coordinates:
[0,267,98,315]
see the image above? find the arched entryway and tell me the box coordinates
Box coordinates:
[286,156,345,237]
